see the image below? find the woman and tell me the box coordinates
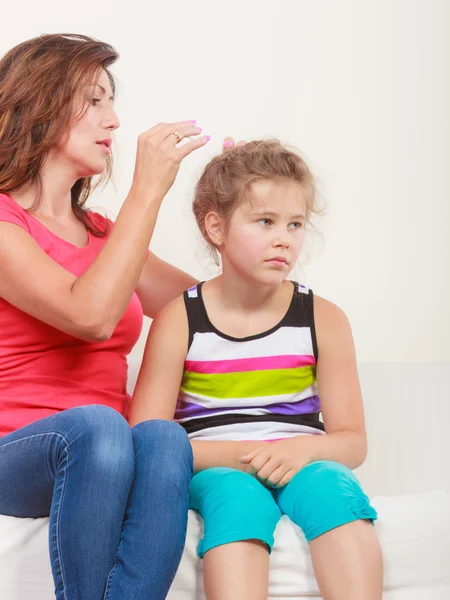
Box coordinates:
[0,32,235,600]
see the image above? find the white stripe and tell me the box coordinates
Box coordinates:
[187,286,198,298]
[178,383,318,409]
[187,421,325,441]
[177,407,269,423]
[188,327,314,361]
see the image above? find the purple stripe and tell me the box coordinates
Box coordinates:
[175,395,320,420]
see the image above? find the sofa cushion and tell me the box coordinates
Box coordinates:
[0,491,448,599]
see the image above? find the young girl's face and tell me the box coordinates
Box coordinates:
[221,179,307,285]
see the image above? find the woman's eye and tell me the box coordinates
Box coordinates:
[290,222,303,229]
[91,98,101,106]
[259,219,272,226]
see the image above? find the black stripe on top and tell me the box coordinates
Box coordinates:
[184,281,318,360]
[180,412,325,435]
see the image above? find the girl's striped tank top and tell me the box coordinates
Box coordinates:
[174,281,325,441]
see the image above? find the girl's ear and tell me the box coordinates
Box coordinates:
[204,211,225,247]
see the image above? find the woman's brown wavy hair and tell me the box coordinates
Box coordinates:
[0,33,118,236]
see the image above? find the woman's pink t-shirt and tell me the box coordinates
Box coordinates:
[0,193,144,436]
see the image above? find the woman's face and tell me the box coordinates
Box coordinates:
[55,69,120,178]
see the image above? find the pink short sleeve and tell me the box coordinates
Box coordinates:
[0,194,30,232]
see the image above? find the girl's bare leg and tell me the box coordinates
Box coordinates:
[203,540,269,600]
[310,520,383,600]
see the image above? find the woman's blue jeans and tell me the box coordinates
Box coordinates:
[0,404,193,599]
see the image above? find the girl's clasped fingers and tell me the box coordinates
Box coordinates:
[254,456,284,482]
[264,464,293,488]
[242,448,271,476]
[276,469,296,487]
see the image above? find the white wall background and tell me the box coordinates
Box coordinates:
[2,1,449,494]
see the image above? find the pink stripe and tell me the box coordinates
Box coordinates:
[185,354,315,374]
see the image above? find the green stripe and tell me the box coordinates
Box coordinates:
[180,366,316,399]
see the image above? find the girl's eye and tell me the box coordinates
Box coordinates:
[289,222,303,229]
[91,98,101,106]
[259,218,272,226]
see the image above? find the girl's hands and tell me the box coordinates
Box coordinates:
[131,120,210,201]
[239,437,315,488]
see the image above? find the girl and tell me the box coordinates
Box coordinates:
[130,140,383,600]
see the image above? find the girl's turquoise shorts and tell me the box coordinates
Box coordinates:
[189,460,377,558]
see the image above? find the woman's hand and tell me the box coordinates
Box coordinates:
[131,120,210,201]
[222,137,247,152]
[239,437,315,488]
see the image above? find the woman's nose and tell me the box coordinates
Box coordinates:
[103,108,120,131]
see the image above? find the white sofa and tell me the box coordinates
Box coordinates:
[1,361,450,599]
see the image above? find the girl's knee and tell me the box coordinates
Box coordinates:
[189,468,280,523]
[190,468,281,557]
[282,461,360,499]
[190,467,276,513]
[276,460,377,542]
[190,468,262,504]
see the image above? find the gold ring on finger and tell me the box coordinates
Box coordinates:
[171,131,182,144]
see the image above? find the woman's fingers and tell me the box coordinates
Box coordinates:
[176,135,211,159]
[142,121,201,144]
[161,122,204,146]
[157,120,210,158]
[132,120,210,198]
[222,137,247,152]
[223,137,234,151]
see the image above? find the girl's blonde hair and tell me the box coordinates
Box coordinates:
[193,140,319,249]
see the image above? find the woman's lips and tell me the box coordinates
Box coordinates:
[96,141,111,154]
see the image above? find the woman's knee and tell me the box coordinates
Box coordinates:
[276,460,377,542]
[65,404,129,435]
[132,420,193,488]
[61,405,134,482]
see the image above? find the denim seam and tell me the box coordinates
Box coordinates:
[48,434,70,600]
[102,519,123,599]
[0,431,66,451]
